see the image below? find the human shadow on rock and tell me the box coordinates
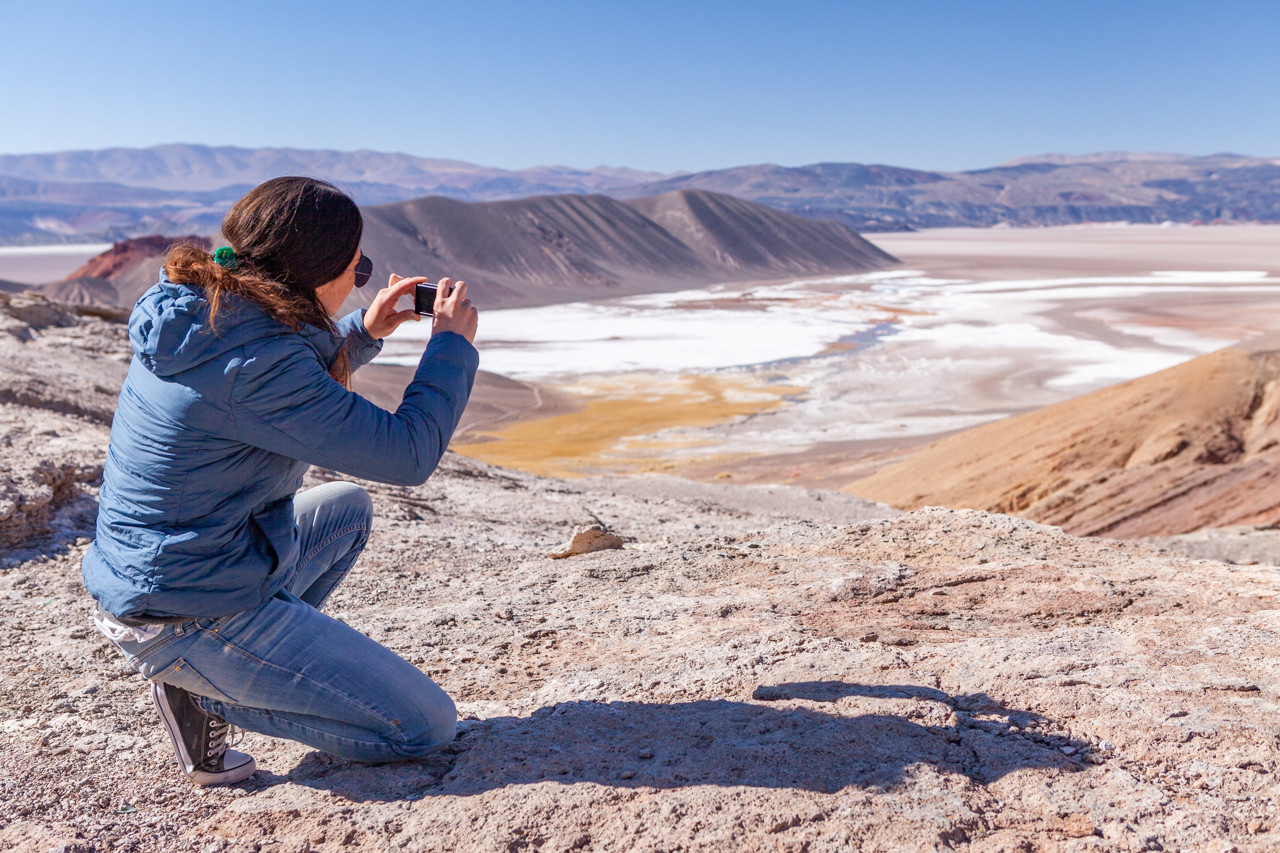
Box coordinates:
[271,682,1088,802]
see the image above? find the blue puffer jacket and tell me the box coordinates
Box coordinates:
[82,275,478,619]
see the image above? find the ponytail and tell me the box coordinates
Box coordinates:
[164,243,352,387]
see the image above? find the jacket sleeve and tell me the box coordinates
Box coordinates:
[229,330,479,486]
[334,309,383,371]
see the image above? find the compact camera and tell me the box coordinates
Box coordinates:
[413,282,439,315]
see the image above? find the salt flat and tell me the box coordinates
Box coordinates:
[0,243,112,285]
[392,225,1280,483]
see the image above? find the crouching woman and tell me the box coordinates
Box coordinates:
[82,177,479,785]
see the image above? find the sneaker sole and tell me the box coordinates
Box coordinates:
[190,749,257,786]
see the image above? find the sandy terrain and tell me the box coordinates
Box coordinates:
[847,333,1280,537]
[353,364,583,440]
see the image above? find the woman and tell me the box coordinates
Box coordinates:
[82,176,479,785]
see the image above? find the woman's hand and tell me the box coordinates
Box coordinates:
[362,274,425,340]
[432,277,479,343]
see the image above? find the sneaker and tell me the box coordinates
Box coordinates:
[152,682,256,786]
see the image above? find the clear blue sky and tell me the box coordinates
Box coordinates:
[1,0,1276,173]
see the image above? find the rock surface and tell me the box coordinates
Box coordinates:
[548,525,626,559]
[3,309,1280,853]
[0,293,128,549]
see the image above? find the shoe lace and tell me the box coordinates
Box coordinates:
[205,717,237,759]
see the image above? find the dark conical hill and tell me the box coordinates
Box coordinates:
[354,189,896,311]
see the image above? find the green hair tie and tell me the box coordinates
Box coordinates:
[213,246,238,270]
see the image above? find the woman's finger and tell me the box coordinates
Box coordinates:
[389,275,427,292]
[368,276,430,321]
[384,308,419,328]
[434,277,453,311]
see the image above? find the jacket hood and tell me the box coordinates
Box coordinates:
[129,272,345,376]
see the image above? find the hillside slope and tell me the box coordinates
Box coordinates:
[626,189,896,274]
[352,188,895,310]
[846,334,1280,537]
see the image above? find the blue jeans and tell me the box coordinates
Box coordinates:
[111,481,457,763]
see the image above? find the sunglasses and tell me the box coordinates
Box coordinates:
[353,254,373,288]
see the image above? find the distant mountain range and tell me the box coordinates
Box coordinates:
[611,152,1280,231]
[0,144,669,245]
[33,189,895,311]
[0,144,1277,244]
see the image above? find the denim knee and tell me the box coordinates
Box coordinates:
[348,485,373,548]
[330,480,373,531]
[392,687,458,758]
[298,480,373,528]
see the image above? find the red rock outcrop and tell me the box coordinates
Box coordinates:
[58,234,210,283]
[34,234,211,307]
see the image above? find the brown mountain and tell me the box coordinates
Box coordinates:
[352,188,896,311]
[844,334,1280,537]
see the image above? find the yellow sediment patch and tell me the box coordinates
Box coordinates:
[452,373,803,477]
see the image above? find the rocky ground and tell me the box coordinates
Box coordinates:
[3,295,1280,852]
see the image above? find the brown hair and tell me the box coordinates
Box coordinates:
[164,177,363,386]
